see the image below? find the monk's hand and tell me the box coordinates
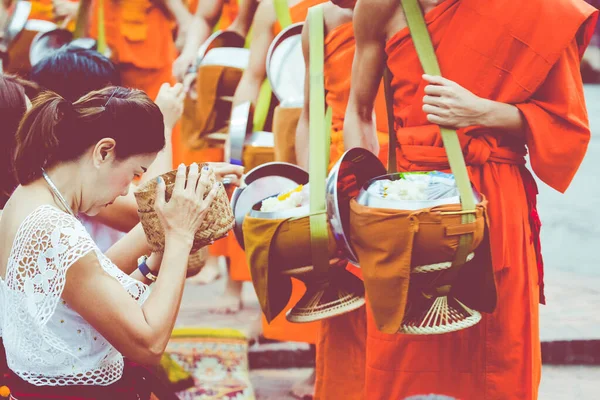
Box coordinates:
[183,72,198,100]
[53,0,78,22]
[173,51,196,82]
[422,74,490,129]
[154,83,185,131]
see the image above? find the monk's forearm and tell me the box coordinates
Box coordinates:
[233,74,262,108]
[295,111,310,170]
[344,103,379,155]
[479,99,525,139]
[164,0,190,24]
[180,17,212,61]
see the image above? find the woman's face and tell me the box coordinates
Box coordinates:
[80,142,157,215]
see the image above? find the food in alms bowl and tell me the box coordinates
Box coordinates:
[260,185,309,212]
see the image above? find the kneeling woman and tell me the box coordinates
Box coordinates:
[0,87,220,398]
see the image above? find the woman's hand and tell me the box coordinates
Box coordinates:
[206,162,244,187]
[422,74,491,129]
[154,163,220,248]
[154,83,185,131]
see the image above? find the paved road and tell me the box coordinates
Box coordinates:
[537,85,600,341]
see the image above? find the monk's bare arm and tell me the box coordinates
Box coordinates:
[232,1,277,107]
[164,0,191,24]
[228,0,260,37]
[344,0,396,154]
[173,0,225,79]
[295,20,312,170]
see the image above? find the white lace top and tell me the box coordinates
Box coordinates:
[0,205,151,386]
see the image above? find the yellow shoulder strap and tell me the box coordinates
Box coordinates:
[274,0,293,29]
[307,4,329,275]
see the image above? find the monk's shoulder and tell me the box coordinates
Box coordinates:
[322,2,353,33]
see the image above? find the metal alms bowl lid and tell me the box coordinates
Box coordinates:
[231,162,309,248]
[29,28,72,67]
[1,0,31,50]
[228,101,253,166]
[196,30,246,66]
[326,148,387,264]
[266,22,304,104]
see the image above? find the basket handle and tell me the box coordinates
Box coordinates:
[307,4,330,276]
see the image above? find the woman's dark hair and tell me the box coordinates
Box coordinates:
[30,45,121,102]
[14,86,165,185]
[0,75,35,207]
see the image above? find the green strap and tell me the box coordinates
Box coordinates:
[399,0,474,279]
[324,106,332,169]
[307,5,329,276]
[96,0,107,54]
[274,0,293,29]
[252,80,272,132]
[400,0,474,213]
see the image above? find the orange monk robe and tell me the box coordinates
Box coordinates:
[314,21,392,400]
[363,1,598,399]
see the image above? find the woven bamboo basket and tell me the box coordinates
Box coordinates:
[186,247,209,278]
[135,165,235,253]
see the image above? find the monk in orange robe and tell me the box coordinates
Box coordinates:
[344,0,598,398]
[173,0,257,80]
[89,0,189,99]
[295,2,388,399]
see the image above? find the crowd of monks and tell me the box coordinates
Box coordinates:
[3,0,599,399]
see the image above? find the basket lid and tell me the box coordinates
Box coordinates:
[266,22,304,104]
[1,0,31,52]
[326,148,386,264]
[231,162,309,248]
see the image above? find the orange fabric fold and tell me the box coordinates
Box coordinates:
[187,65,243,147]
[350,199,488,334]
[273,106,302,164]
[363,0,598,398]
